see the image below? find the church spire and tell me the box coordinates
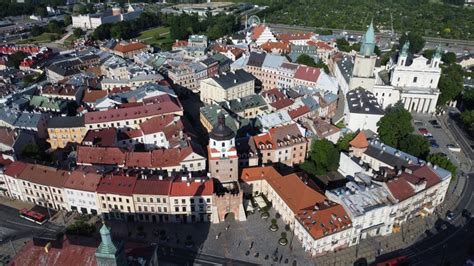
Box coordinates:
[434,44,443,59]
[401,40,410,57]
[359,19,376,57]
[97,223,118,254]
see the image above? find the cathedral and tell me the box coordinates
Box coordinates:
[348,21,442,114]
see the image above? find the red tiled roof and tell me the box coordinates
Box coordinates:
[277,32,314,42]
[76,146,126,165]
[253,124,305,150]
[9,236,97,266]
[0,127,15,147]
[82,89,108,103]
[251,25,265,40]
[133,177,172,195]
[114,42,147,54]
[260,41,290,53]
[307,40,334,50]
[96,175,137,195]
[76,145,198,169]
[169,178,214,196]
[17,163,69,188]
[84,95,182,124]
[139,114,175,135]
[64,170,102,192]
[82,128,117,147]
[172,40,188,48]
[405,165,441,188]
[349,131,369,149]
[3,161,27,177]
[0,155,12,167]
[386,177,415,201]
[270,98,294,110]
[294,65,321,83]
[288,105,310,119]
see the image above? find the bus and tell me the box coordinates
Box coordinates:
[19,208,48,225]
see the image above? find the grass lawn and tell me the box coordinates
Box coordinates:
[18,32,59,44]
[64,34,79,46]
[137,26,172,48]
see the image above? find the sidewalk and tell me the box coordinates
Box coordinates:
[0,197,34,210]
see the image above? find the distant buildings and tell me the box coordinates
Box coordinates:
[199,69,255,104]
[72,5,142,30]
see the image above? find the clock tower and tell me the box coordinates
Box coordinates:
[208,112,238,183]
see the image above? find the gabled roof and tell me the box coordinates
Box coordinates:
[133,177,172,195]
[96,175,137,196]
[64,170,102,192]
[169,178,214,196]
[294,65,321,83]
[3,161,27,177]
[114,42,147,54]
[17,163,69,188]
[385,177,415,201]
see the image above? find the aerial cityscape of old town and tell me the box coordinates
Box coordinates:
[0,0,473,265]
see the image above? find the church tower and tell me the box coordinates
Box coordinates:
[208,112,238,183]
[431,45,442,68]
[349,20,377,91]
[398,40,410,66]
[95,223,127,266]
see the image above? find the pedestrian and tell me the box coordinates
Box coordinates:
[237,240,241,247]
[226,225,230,231]
[216,234,219,240]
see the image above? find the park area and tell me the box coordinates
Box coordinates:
[18,32,59,44]
[137,26,172,49]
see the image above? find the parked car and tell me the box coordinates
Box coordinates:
[447,144,461,152]
[418,128,432,136]
[429,119,441,128]
[414,120,425,126]
[446,210,455,221]
[462,209,472,218]
[430,139,439,148]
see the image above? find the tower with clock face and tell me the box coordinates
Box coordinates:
[208,112,238,183]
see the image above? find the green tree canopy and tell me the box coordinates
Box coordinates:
[441,52,456,65]
[377,102,413,148]
[34,6,47,18]
[422,49,435,59]
[336,132,356,152]
[21,143,48,161]
[461,110,474,136]
[301,139,340,176]
[7,51,27,68]
[399,32,425,54]
[64,15,72,26]
[437,64,464,106]
[73,28,83,37]
[296,53,316,66]
[398,134,430,159]
[427,153,457,177]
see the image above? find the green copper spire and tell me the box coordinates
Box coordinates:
[434,45,443,59]
[401,40,410,57]
[97,223,118,254]
[359,19,376,57]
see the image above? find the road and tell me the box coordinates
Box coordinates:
[394,173,474,265]
[267,23,474,51]
[157,246,259,265]
[0,205,63,248]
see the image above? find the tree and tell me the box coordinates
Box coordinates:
[427,153,457,177]
[399,32,425,54]
[7,51,27,68]
[301,139,340,176]
[398,134,430,159]
[441,52,456,65]
[336,38,351,52]
[337,132,356,152]
[423,49,435,59]
[64,15,72,26]
[30,25,44,37]
[296,54,317,67]
[461,110,474,136]
[21,143,48,161]
[73,28,83,37]
[437,64,464,106]
[377,102,413,148]
[34,6,48,18]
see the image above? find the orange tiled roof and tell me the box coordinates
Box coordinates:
[251,25,265,40]
[349,131,368,149]
[260,41,290,53]
[114,42,147,54]
[277,32,314,42]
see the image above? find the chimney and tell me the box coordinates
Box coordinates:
[181,175,187,181]
[158,175,163,180]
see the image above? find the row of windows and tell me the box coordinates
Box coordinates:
[173,198,210,204]
[136,197,167,203]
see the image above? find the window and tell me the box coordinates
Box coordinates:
[175,207,179,212]
[163,199,166,203]
[150,198,153,203]
[182,207,186,212]
[174,199,178,204]
[136,197,141,202]
[190,199,194,204]
[199,199,203,203]
[144,206,148,212]
[157,198,161,203]
[181,199,186,204]
[138,206,142,212]
[413,77,418,83]
[118,198,122,202]
[206,198,210,203]
[143,197,146,203]
[126,199,129,203]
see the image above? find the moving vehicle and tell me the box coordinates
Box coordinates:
[429,119,441,128]
[19,208,48,225]
[462,209,472,218]
[446,210,455,221]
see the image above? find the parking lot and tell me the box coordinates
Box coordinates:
[412,113,468,170]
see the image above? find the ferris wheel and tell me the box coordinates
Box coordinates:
[247,15,261,28]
